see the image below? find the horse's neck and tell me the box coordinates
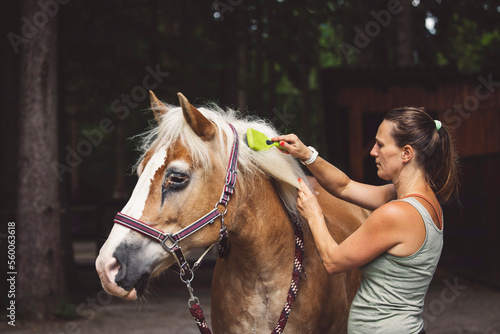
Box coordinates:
[224,176,296,276]
[211,176,297,331]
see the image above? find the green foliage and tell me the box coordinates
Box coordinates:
[54,300,79,320]
[318,21,344,68]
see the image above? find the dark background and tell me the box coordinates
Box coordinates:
[1,0,499,322]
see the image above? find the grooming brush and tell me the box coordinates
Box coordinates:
[244,128,287,152]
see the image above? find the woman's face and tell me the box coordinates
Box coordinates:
[370,120,403,181]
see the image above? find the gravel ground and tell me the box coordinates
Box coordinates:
[422,268,500,334]
[1,267,499,334]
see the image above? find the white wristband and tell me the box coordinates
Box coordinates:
[300,146,318,165]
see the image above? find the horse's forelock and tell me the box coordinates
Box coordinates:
[134,104,305,217]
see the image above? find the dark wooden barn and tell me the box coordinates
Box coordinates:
[320,67,500,288]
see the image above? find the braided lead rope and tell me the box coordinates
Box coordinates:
[189,303,212,334]
[272,216,305,334]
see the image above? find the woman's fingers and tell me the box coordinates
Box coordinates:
[297,178,323,220]
[298,178,311,194]
[271,133,298,143]
[271,134,309,160]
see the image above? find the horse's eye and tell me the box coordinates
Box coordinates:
[165,172,189,189]
[162,172,189,205]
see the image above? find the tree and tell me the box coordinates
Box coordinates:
[17,0,66,319]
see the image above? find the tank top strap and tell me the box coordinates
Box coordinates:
[401,193,443,229]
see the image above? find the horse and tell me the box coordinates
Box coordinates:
[95,91,368,333]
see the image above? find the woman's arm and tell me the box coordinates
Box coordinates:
[297,179,404,274]
[273,134,395,211]
[307,156,395,211]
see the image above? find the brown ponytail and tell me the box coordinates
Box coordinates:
[384,107,460,203]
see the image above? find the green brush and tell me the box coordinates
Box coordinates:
[244,128,287,152]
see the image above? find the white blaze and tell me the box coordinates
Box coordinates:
[96,147,167,267]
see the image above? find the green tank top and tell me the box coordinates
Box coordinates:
[348,197,443,334]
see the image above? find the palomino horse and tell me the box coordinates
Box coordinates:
[96,92,367,333]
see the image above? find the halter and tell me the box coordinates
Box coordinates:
[112,123,304,334]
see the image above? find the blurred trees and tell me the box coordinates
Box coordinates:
[53,0,500,202]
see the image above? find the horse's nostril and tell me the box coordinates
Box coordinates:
[110,257,121,271]
[104,257,122,284]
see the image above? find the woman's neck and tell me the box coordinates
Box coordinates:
[392,165,430,199]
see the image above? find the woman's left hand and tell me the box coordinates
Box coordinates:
[297,178,323,221]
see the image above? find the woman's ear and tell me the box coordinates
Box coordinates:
[402,145,413,163]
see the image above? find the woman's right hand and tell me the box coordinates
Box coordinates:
[271,134,312,161]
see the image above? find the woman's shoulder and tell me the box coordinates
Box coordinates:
[373,200,411,219]
[368,200,422,229]
[368,199,428,256]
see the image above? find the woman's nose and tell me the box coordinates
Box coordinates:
[370,144,378,157]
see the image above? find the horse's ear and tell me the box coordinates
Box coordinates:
[177,92,215,141]
[149,90,169,123]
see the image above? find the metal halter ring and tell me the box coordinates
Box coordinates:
[215,201,228,216]
[180,268,194,284]
[160,233,178,253]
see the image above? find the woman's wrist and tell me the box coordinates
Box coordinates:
[300,146,319,165]
[305,212,325,224]
[295,145,311,160]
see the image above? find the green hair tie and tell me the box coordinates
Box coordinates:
[434,120,442,131]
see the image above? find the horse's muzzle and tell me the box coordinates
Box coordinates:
[96,256,138,300]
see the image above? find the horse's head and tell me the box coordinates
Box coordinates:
[95,92,241,300]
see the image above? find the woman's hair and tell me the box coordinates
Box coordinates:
[384,107,460,203]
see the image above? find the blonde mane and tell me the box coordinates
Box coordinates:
[135,103,306,216]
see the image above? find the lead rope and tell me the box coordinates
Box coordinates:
[272,215,304,334]
[184,214,304,334]
[189,297,212,334]
[187,281,212,334]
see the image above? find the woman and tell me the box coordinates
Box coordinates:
[273,107,459,334]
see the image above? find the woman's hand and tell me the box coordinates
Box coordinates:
[297,178,324,221]
[271,134,311,161]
